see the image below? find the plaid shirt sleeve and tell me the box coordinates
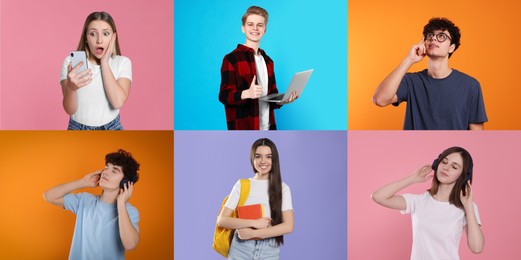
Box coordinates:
[219,54,249,106]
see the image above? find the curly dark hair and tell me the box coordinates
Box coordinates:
[105,149,140,184]
[423,17,461,58]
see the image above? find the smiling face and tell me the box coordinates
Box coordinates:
[242,14,266,44]
[253,145,272,179]
[99,163,124,190]
[435,152,464,185]
[425,29,456,59]
[85,20,114,62]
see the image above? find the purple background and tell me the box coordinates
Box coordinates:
[174,131,347,259]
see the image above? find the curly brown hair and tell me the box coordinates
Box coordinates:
[105,149,140,184]
[423,17,461,58]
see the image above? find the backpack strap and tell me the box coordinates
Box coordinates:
[237,179,250,207]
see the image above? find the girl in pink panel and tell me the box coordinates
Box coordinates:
[60,11,132,130]
[372,147,484,260]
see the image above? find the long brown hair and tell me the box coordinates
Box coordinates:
[250,138,284,245]
[428,146,473,209]
[77,12,121,57]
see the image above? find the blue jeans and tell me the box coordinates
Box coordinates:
[67,115,123,130]
[228,231,280,260]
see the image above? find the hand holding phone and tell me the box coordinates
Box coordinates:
[70,51,88,74]
[66,51,92,90]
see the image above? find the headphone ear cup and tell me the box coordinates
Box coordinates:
[120,178,128,189]
[432,158,439,170]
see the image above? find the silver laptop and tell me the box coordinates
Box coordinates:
[259,69,313,103]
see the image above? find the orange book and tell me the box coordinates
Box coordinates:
[237,204,264,219]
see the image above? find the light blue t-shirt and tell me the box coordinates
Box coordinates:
[64,192,140,260]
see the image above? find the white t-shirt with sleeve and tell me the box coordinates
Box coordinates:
[60,55,132,126]
[224,178,293,218]
[400,192,481,260]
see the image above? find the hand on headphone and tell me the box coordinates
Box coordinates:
[460,180,474,208]
[117,181,134,204]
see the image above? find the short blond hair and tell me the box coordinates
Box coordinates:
[241,6,268,25]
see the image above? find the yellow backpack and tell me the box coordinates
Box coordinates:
[212,179,250,258]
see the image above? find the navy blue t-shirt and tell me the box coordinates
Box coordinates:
[393,69,488,130]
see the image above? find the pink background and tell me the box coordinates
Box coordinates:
[348,131,521,259]
[0,0,173,129]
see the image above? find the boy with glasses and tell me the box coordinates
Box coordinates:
[373,17,487,130]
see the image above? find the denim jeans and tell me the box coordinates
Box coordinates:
[228,231,280,260]
[67,115,123,130]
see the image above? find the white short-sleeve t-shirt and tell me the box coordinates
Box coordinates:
[400,192,481,260]
[60,55,132,126]
[224,178,293,218]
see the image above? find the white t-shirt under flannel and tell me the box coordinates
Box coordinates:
[254,54,270,130]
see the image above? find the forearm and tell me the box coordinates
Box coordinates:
[43,179,85,207]
[465,206,484,253]
[372,175,415,209]
[117,201,140,250]
[217,215,257,229]
[61,81,78,115]
[373,58,414,107]
[253,220,293,239]
[101,61,129,109]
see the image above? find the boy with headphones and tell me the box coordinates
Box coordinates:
[44,149,140,259]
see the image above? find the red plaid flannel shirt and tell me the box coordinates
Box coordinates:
[219,44,280,130]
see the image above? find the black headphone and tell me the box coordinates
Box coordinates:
[432,147,473,190]
[120,175,138,189]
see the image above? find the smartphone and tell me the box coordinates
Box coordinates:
[70,51,88,74]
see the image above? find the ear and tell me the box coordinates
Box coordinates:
[449,43,456,54]
[241,25,245,34]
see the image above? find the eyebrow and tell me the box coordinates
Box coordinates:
[87,28,112,32]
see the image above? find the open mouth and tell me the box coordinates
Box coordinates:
[95,47,104,55]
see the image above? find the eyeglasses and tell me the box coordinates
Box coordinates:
[426,32,452,43]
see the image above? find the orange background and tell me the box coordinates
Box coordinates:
[0,131,173,259]
[348,0,521,129]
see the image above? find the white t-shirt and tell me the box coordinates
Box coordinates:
[254,54,270,130]
[400,192,481,260]
[60,55,132,126]
[224,178,293,218]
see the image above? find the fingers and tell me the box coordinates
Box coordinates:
[418,37,425,45]
[69,61,83,74]
[68,68,93,90]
